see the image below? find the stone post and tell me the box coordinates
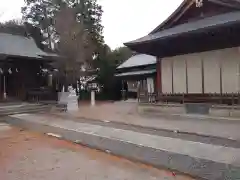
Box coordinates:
[91,90,95,106]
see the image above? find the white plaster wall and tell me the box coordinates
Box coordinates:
[161,47,240,94]
[202,50,221,93]
[173,56,186,93]
[147,78,154,93]
[186,54,202,93]
[221,48,240,93]
[161,58,172,93]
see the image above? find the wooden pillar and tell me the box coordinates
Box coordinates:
[156,57,162,94]
[237,58,240,93]
[201,57,205,94]
[185,59,189,93]
[219,59,223,95]
[171,58,174,93]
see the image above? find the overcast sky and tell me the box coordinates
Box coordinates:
[0,0,183,49]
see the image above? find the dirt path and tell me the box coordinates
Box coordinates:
[0,126,195,180]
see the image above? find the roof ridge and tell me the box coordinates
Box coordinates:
[150,0,240,34]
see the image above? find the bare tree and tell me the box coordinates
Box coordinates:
[55,6,95,89]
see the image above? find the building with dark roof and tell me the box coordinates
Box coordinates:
[116,54,156,101]
[0,33,59,101]
[125,0,240,104]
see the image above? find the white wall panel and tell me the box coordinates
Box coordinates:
[161,47,240,94]
[187,55,202,93]
[161,58,172,93]
[173,56,186,93]
[221,48,239,93]
[203,51,220,93]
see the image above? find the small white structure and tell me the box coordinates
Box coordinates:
[67,86,78,111]
[58,86,78,112]
[91,90,95,106]
[89,82,98,107]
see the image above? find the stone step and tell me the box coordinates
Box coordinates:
[6,114,240,180]
[0,104,52,116]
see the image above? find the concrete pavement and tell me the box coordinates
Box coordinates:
[66,102,240,141]
[47,113,240,148]
[6,113,240,180]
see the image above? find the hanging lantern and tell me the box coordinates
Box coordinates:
[195,0,203,7]
[8,68,12,74]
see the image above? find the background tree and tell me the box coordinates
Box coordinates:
[22,0,104,89]
[55,6,90,87]
[0,20,25,36]
[21,0,60,50]
[54,0,104,89]
[73,0,104,50]
[110,46,133,66]
[92,45,133,100]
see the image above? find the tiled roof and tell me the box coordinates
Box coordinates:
[117,54,156,69]
[0,33,57,59]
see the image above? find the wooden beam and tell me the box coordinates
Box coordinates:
[185,59,189,93]
[167,0,195,28]
[219,58,223,95]
[156,57,162,94]
[201,57,205,94]
[171,0,240,28]
[209,0,240,9]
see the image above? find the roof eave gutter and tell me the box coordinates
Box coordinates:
[125,18,240,47]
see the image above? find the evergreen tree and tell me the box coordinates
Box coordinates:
[22,0,59,49]
[22,0,104,52]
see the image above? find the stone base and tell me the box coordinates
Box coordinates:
[67,96,78,112]
[58,92,78,112]
[138,103,240,119]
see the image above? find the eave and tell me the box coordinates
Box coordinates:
[125,11,240,57]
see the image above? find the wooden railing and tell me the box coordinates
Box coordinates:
[26,87,57,102]
[156,93,240,105]
[138,92,240,105]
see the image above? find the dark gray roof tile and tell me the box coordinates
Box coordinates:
[0,33,57,59]
[117,54,156,69]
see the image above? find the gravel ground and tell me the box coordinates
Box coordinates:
[0,125,195,180]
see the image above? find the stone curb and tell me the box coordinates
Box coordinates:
[5,116,240,180]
